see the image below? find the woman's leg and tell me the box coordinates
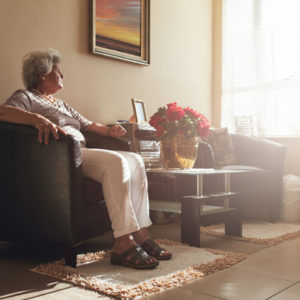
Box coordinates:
[114,152,171,259]
[117,151,152,229]
[81,148,141,238]
[81,148,157,267]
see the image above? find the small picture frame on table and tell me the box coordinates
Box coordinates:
[131,98,147,123]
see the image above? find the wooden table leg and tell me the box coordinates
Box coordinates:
[225,207,242,237]
[181,198,201,247]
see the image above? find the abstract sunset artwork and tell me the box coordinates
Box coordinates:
[90,0,150,65]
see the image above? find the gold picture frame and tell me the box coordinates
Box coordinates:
[89,0,150,65]
[131,99,147,123]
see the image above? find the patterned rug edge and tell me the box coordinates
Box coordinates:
[31,239,247,300]
[201,225,300,245]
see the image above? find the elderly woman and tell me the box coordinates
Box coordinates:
[0,48,171,269]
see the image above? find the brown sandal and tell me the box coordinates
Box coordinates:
[110,244,159,269]
[141,239,172,260]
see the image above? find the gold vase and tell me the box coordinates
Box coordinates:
[161,136,199,169]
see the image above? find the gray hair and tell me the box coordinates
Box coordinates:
[22,48,62,90]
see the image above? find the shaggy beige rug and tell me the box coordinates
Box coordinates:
[201,221,300,245]
[31,239,246,300]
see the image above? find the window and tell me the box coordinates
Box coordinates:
[222,0,300,136]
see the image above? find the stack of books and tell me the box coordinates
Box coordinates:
[116,122,162,168]
[137,140,161,168]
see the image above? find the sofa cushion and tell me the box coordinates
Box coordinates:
[204,128,237,166]
[219,164,273,188]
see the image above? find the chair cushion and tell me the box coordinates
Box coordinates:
[83,178,104,204]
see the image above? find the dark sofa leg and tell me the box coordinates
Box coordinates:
[225,211,242,237]
[64,245,77,267]
[268,208,280,223]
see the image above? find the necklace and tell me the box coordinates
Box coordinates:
[32,89,61,107]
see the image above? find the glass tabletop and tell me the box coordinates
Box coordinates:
[146,168,250,175]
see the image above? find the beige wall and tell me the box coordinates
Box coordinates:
[0,0,212,124]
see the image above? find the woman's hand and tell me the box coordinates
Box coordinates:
[32,114,66,145]
[108,124,127,138]
[87,122,127,138]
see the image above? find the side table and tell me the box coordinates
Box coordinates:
[147,168,249,247]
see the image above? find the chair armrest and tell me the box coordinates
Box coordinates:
[231,134,286,173]
[0,121,84,244]
[84,131,131,151]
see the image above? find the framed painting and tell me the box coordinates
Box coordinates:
[89,0,150,65]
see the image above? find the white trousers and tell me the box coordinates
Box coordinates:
[81,148,152,238]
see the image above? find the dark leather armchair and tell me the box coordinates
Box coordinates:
[0,121,131,267]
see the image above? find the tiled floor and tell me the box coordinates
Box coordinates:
[1,219,300,299]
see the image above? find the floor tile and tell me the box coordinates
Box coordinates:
[268,281,300,299]
[233,253,300,281]
[183,267,293,300]
[248,238,300,260]
[144,287,224,300]
[0,282,110,300]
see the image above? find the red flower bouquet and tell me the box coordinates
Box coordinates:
[149,102,210,140]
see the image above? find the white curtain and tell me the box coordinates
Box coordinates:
[222,0,300,136]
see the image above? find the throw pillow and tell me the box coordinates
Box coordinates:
[204,127,237,166]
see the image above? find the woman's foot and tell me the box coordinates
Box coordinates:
[132,228,172,260]
[140,239,172,260]
[111,234,158,269]
[111,244,159,269]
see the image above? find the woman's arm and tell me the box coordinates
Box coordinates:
[87,122,127,138]
[0,105,65,144]
[62,101,126,138]
[87,122,110,136]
